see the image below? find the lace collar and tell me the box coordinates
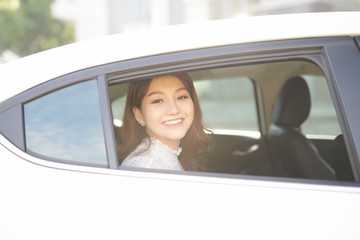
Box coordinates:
[145,137,182,156]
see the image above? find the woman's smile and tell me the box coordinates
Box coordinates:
[162,118,184,126]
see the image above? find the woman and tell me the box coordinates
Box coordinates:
[118,73,211,171]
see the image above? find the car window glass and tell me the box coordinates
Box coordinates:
[24,80,107,166]
[190,70,259,138]
[301,75,341,137]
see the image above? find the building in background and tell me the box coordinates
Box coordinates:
[52,0,360,42]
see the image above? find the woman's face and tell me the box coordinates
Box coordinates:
[133,75,194,150]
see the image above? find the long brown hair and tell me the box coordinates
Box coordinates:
[117,73,211,171]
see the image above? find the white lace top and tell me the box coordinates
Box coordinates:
[121,138,184,170]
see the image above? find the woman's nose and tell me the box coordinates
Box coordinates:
[166,98,180,115]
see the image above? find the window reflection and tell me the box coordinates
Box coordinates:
[24,80,107,166]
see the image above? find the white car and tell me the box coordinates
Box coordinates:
[1,12,360,240]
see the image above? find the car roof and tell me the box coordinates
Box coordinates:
[1,11,360,103]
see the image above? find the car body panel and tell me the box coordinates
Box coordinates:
[1,135,360,240]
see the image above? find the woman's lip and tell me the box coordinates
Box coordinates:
[162,118,184,126]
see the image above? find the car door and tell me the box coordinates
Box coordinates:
[1,36,360,240]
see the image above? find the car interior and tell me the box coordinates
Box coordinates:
[108,60,353,181]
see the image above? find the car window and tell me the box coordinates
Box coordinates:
[191,73,259,138]
[301,75,341,137]
[109,60,352,182]
[24,80,108,166]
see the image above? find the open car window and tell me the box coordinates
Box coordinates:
[109,60,353,182]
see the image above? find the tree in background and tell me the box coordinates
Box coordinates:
[0,0,74,57]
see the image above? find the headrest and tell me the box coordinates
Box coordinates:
[272,76,311,127]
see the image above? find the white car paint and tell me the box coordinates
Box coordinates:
[1,134,360,240]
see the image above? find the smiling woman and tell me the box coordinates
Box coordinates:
[117,73,212,171]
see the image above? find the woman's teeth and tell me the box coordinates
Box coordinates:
[164,119,182,125]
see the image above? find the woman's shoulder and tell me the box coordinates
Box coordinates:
[121,156,153,168]
[121,141,154,168]
[120,138,184,170]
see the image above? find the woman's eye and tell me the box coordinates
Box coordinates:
[152,99,163,104]
[178,95,189,100]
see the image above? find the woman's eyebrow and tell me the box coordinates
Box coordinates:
[146,91,163,98]
[176,87,187,92]
[146,87,187,98]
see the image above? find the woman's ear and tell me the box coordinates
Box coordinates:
[133,107,145,126]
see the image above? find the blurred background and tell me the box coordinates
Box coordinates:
[1,0,360,63]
